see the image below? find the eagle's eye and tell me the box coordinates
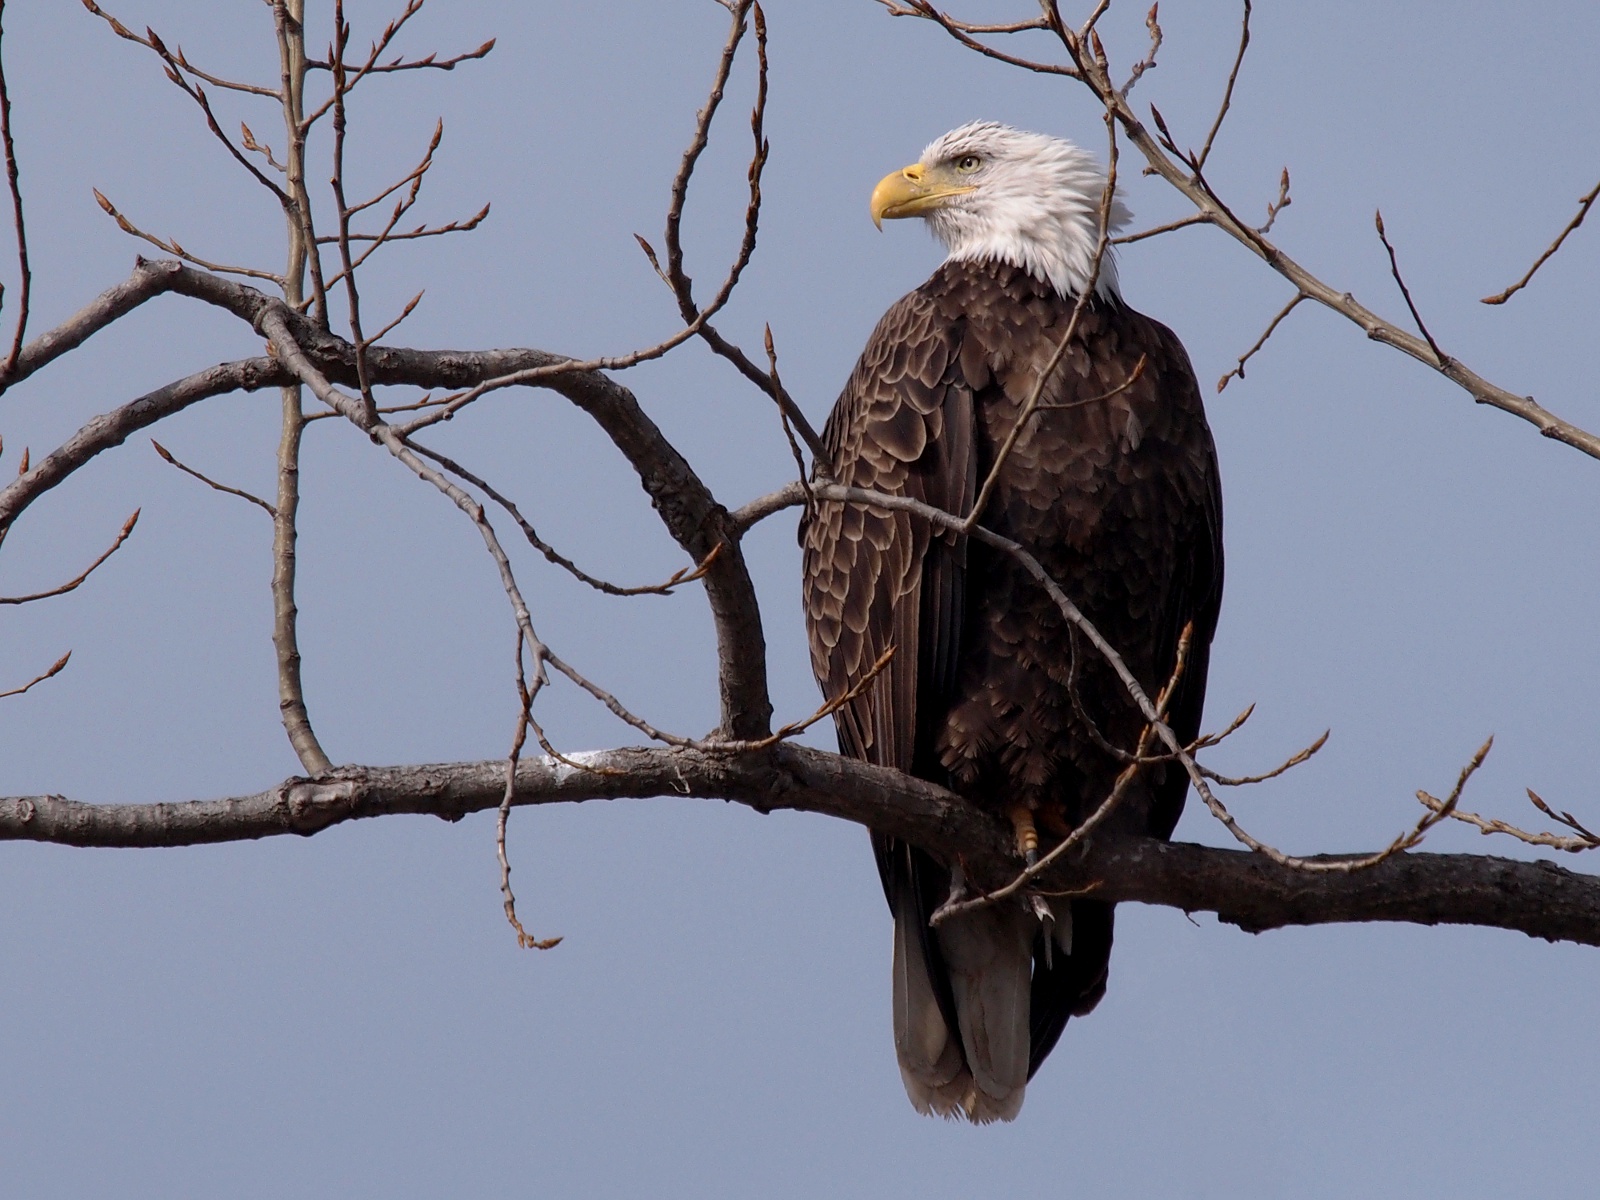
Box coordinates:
[953,154,982,173]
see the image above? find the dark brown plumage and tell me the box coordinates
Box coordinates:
[801,256,1222,1120]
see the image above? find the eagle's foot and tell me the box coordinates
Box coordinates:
[1007,803,1039,867]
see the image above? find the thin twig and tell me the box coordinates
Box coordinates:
[1036,354,1146,410]
[1374,209,1446,367]
[0,650,70,699]
[302,4,492,126]
[655,0,828,465]
[731,647,896,752]
[335,120,442,221]
[0,2,29,374]
[498,629,563,950]
[1113,211,1209,245]
[330,0,378,422]
[80,2,280,97]
[0,652,71,700]
[91,191,284,284]
[1482,179,1600,305]
[0,511,138,604]
[408,439,725,598]
[1201,730,1329,786]
[151,440,275,517]
[367,291,423,344]
[765,325,814,510]
[1258,166,1291,234]
[239,122,287,172]
[308,39,494,77]
[877,0,1078,75]
[1120,3,1162,96]
[1526,790,1600,845]
[1196,0,1251,171]
[1417,782,1600,854]
[873,5,1047,35]
[1216,292,1305,392]
[1190,702,1254,749]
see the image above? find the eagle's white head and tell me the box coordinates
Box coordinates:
[869,121,1130,300]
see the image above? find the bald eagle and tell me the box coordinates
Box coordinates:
[801,122,1223,1122]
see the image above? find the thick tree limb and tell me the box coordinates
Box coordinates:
[2,743,1596,946]
[0,258,192,392]
[0,260,773,739]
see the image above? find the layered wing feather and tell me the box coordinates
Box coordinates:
[802,259,1223,1121]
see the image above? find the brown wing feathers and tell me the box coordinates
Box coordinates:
[802,257,1222,1118]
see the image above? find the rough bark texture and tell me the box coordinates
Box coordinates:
[4,744,1597,947]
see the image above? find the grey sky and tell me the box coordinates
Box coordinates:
[3,2,1598,1196]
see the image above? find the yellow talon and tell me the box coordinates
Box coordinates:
[1008,803,1039,866]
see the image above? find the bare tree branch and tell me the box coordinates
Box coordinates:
[0,649,70,700]
[1112,211,1209,245]
[0,257,192,392]
[0,355,286,534]
[151,440,276,517]
[875,1,1080,77]
[0,509,139,603]
[306,39,495,78]
[80,0,280,97]
[891,5,1600,462]
[1483,178,1600,305]
[1217,291,1306,392]
[1259,165,1292,234]
[3,744,1599,946]
[0,1,29,374]
[1195,0,1250,171]
[497,630,563,951]
[92,190,284,284]
[408,439,724,599]
[1374,209,1445,366]
[268,0,331,776]
[655,0,829,467]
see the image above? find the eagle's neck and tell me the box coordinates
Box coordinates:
[935,209,1121,302]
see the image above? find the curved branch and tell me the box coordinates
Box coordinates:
[0,355,287,533]
[2,743,1597,946]
[347,341,774,739]
[0,258,773,739]
[0,258,192,392]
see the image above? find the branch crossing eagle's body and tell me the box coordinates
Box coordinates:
[800,123,1223,1122]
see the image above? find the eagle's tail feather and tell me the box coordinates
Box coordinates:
[890,881,967,1116]
[936,899,1034,1122]
[890,883,1035,1123]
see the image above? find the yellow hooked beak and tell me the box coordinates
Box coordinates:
[869,162,976,229]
